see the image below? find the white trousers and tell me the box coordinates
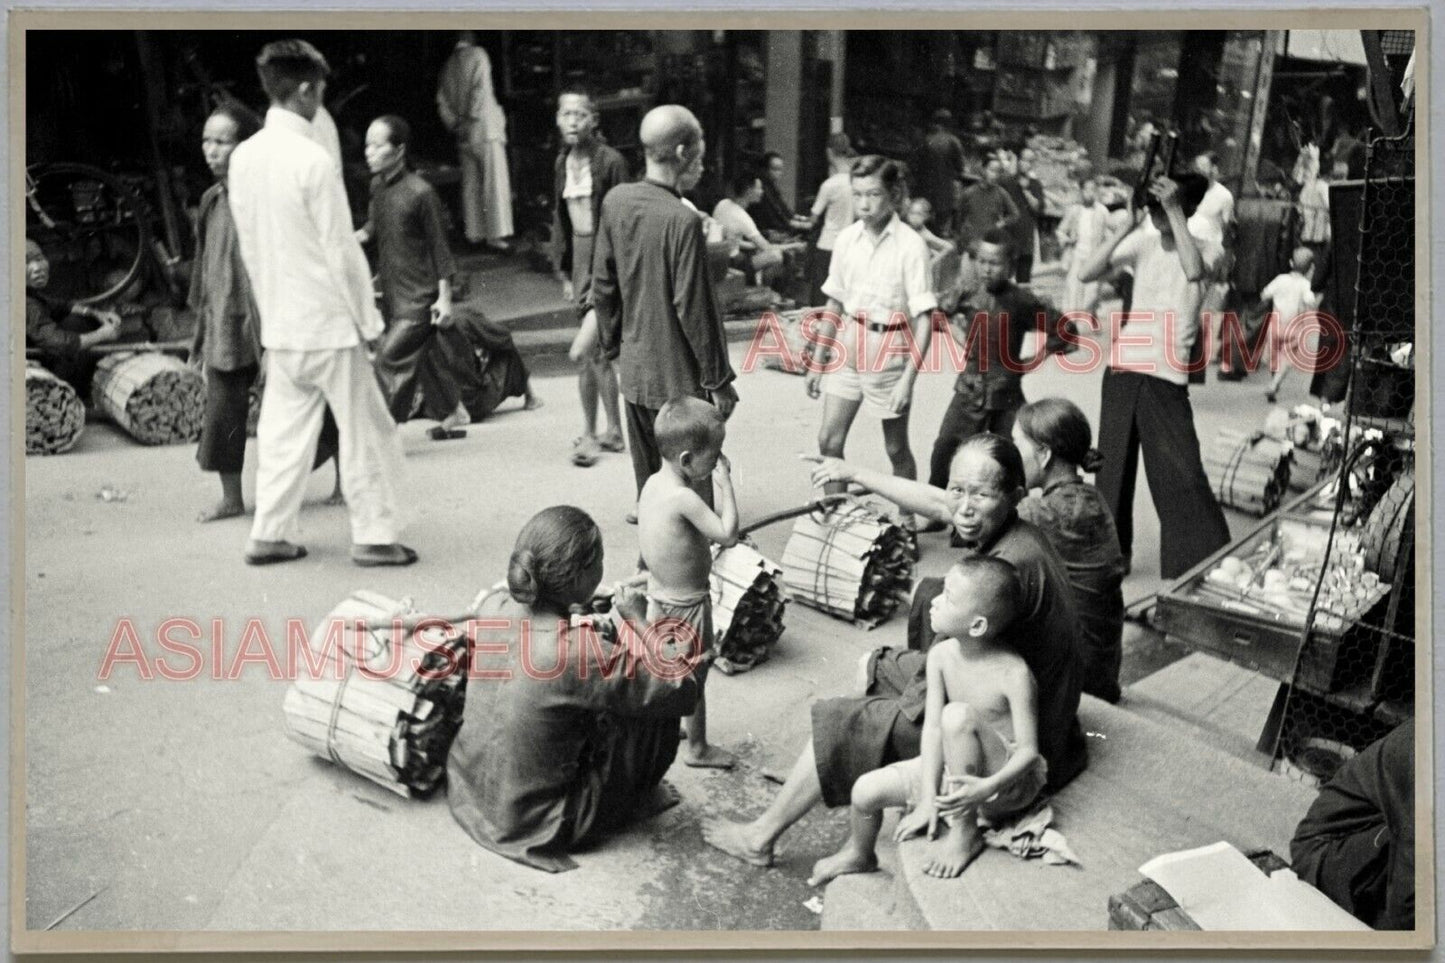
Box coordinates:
[459,134,513,243]
[250,345,407,546]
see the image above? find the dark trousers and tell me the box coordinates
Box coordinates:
[198,363,338,474]
[624,399,713,506]
[376,318,460,423]
[927,391,1021,489]
[806,247,832,307]
[1095,369,1231,579]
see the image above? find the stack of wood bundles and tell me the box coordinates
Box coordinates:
[25,363,85,455]
[710,542,788,675]
[1204,428,1292,516]
[781,501,917,627]
[92,352,204,445]
[756,307,824,375]
[282,591,469,799]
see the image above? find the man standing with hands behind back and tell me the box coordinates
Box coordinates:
[227,39,415,567]
[591,105,738,513]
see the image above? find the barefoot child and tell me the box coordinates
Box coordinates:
[1263,247,1321,403]
[637,396,740,769]
[808,556,1044,885]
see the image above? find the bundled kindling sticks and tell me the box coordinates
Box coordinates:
[781,500,917,627]
[1204,428,1293,517]
[282,591,469,799]
[25,363,85,455]
[91,352,205,445]
[710,542,788,675]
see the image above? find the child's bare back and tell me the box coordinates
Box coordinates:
[637,471,715,595]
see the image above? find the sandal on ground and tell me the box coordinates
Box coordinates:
[352,543,420,567]
[597,430,626,453]
[572,436,599,468]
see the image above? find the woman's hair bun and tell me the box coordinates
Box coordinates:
[1081,447,1104,474]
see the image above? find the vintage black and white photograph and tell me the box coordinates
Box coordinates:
[14,13,1429,951]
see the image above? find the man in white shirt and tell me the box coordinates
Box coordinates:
[712,173,786,284]
[227,39,414,567]
[1077,172,1230,579]
[1189,152,1237,373]
[437,31,513,250]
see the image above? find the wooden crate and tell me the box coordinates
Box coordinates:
[1108,851,1290,930]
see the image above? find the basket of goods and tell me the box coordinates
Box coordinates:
[282,591,470,798]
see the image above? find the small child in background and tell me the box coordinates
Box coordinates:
[905,197,958,295]
[636,396,740,769]
[1058,175,1109,317]
[1263,247,1322,403]
[807,557,1044,885]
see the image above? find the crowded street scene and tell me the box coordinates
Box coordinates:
[18,23,1423,947]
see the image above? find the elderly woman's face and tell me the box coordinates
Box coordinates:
[945,447,1018,545]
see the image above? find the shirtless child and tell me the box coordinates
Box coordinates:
[637,396,740,769]
[808,556,1045,885]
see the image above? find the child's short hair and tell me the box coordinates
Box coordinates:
[1151,171,1210,219]
[375,114,412,151]
[655,396,725,461]
[255,39,330,105]
[1290,246,1315,274]
[557,82,598,111]
[850,155,905,195]
[973,227,1016,261]
[507,505,603,609]
[729,170,761,198]
[949,556,1023,632]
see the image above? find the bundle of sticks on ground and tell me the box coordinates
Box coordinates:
[1204,427,1293,517]
[282,591,469,799]
[781,500,917,627]
[710,542,788,675]
[25,362,86,455]
[92,351,205,445]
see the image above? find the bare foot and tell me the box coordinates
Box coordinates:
[922,822,985,878]
[807,846,878,887]
[642,779,681,817]
[701,817,774,868]
[682,743,736,770]
[325,488,346,507]
[197,500,244,523]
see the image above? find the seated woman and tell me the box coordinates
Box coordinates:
[704,434,1086,868]
[1011,398,1127,703]
[440,506,699,872]
[712,173,789,286]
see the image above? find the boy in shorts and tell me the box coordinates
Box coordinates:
[807,556,1044,884]
[636,396,740,768]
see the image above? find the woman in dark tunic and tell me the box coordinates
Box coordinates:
[446,506,698,872]
[704,434,1085,867]
[1012,398,1127,703]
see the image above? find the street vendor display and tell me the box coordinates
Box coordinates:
[1204,427,1293,516]
[25,362,86,455]
[91,350,205,445]
[282,590,468,799]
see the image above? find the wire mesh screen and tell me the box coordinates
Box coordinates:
[1269,125,1416,785]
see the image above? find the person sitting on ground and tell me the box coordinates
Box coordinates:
[809,556,1044,885]
[1261,247,1322,404]
[702,434,1085,870]
[713,172,790,287]
[637,396,740,769]
[355,113,471,441]
[24,238,120,391]
[433,505,700,873]
[750,151,813,238]
[1011,398,1126,703]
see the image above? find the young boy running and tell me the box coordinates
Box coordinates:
[636,396,741,769]
[808,556,1044,885]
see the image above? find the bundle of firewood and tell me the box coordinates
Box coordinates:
[92,352,205,445]
[781,500,917,627]
[282,591,469,799]
[1204,427,1293,517]
[25,363,86,455]
[711,542,788,675]
[756,307,824,375]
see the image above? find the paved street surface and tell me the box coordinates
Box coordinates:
[22,264,1311,932]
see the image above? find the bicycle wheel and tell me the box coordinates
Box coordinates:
[26,162,150,305]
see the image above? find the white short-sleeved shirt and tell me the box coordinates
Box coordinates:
[822,214,937,328]
[1261,271,1321,325]
[811,171,855,251]
[1107,227,1222,385]
[1188,181,1235,246]
[712,198,767,257]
